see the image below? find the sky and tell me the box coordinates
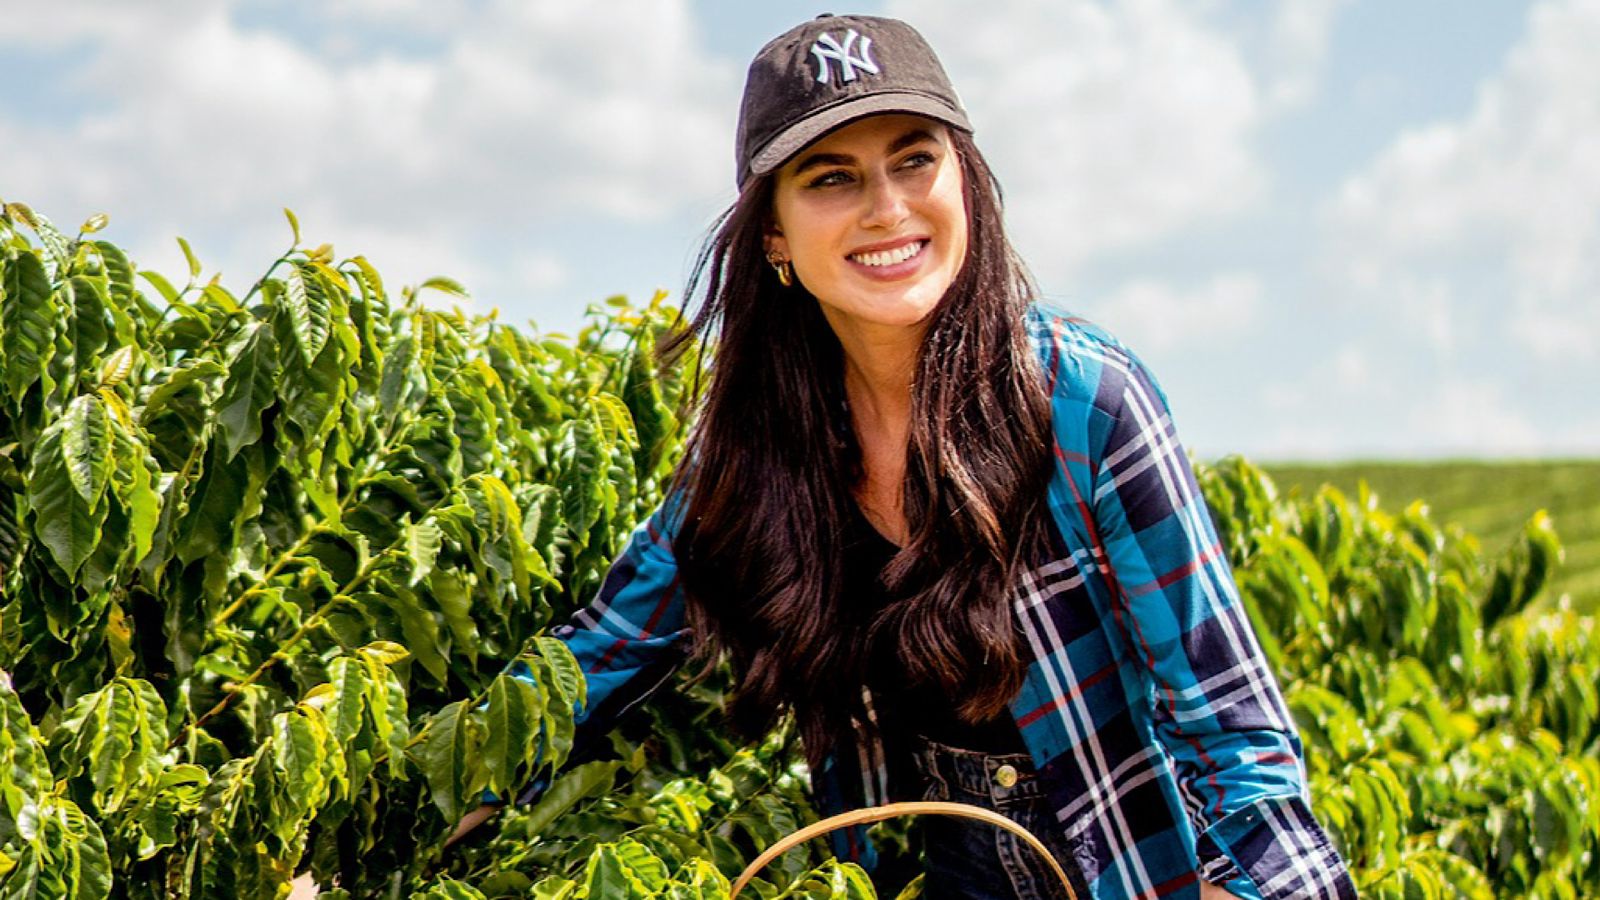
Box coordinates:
[2,0,1596,461]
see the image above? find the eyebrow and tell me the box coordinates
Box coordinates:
[790,128,940,177]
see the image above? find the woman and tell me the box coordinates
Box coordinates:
[471,14,1356,900]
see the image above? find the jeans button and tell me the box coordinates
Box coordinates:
[995,764,1018,788]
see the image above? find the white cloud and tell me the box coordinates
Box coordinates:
[1411,378,1544,456]
[1384,276,1457,356]
[1259,0,1352,111]
[1253,371,1546,460]
[5,2,1358,309]
[1326,0,1600,364]
[1084,272,1262,353]
[1331,343,1370,387]
[890,0,1268,281]
[0,0,733,305]
[880,0,1353,286]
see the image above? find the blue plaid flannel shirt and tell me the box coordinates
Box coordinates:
[537,303,1356,900]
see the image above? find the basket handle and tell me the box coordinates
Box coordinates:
[729,799,1078,899]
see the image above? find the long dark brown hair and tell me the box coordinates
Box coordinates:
[661,127,1054,766]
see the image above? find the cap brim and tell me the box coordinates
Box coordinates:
[746,92,972,186]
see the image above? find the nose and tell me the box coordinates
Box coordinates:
[860,173,910,229]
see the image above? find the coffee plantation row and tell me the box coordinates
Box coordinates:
[0,201,1595,898]
[1264,460,1600,614]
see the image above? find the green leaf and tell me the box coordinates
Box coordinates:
[283,261,333,366]
[133,797,181,860]
[283,207,302,246]
[201,282,240,315]
[663,859,732,900]
[358,640,410,666]
[378,334,417,415]
[176,236,201,280]
[108,413,162,567]
[67,274,111,365]
[516,760,621,837]
[323,656,370,747]
[530,659,578,771]
[418,276,469,300]
[6,203,72,276]
[404,517,443,587]
[51,677,168,814]
[378,667,410,779]
[88,241,136,337]
[136,270,180,306]
[0,669,51,846]
[419,700,482,824]
[350,647,410,781]
[430,568,480,667]
[139,358,225,427]
[370,583,448,685]
[623,328,674,478]
[273,708,329,818]
[413,879,488,900]
[349,255,385,302]
[59,394,113,505]
[521,483,565,577]
[173,440,250,565]
[215,321,281,461]
[27,403,110,579]
[280,334,346,439]
[558,408,607,540]
[97,345,134,389]
[611,839,670,890]
[39,798,113,900]
[1,250,54,404]
[482,673,541,795]
[95,685,137,809]
[536,635,588,713]
[583,844,653,900]
[531,878,579,900]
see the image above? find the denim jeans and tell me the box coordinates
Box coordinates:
[910,736,1090,900]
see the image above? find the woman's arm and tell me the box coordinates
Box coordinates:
[445,802,500,848]
[1081,351,1355,900]
[448,497,692,843]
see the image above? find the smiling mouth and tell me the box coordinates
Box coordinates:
[848,240,928,268]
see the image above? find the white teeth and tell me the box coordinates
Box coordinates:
[851,241,924,267]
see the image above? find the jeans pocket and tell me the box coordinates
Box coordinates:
[997,808,1073,900]
[918,759,950,802]
[922,814,1077,900]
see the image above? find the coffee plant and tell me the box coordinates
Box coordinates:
[0,200,1594,898]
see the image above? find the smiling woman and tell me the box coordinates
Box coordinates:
[463,13,1357,900]
[768,116,968,340]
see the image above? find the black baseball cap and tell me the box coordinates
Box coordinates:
[734,14,972,189]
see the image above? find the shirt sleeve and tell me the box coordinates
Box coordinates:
[1086,353,1356,900]
[499,496,691,804]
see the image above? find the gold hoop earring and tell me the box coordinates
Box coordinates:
[766,252,793,288]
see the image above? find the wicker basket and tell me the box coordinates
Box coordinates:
[730,799,1078,899]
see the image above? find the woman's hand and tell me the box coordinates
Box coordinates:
[1199,882,1243,900]
[444,803,500,848]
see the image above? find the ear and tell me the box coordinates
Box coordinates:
[763,217,789,260]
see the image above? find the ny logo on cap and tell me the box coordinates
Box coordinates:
[811,29,879,84]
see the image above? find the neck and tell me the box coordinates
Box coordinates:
[826,314,922,435]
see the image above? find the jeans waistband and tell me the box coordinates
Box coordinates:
[909,734,1046,808]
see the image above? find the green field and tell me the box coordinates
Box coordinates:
[1260,460,1600,613]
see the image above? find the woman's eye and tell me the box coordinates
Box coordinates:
[900,151,937,170]
[807,170,853,189]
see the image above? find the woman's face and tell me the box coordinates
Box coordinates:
[767,113,968,337]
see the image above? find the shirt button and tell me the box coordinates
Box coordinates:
[995,764,1019,788]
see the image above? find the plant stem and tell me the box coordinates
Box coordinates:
[210,415,421,630]
[172,549,389,749]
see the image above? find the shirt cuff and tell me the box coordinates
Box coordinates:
[1193,795,1358,900]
